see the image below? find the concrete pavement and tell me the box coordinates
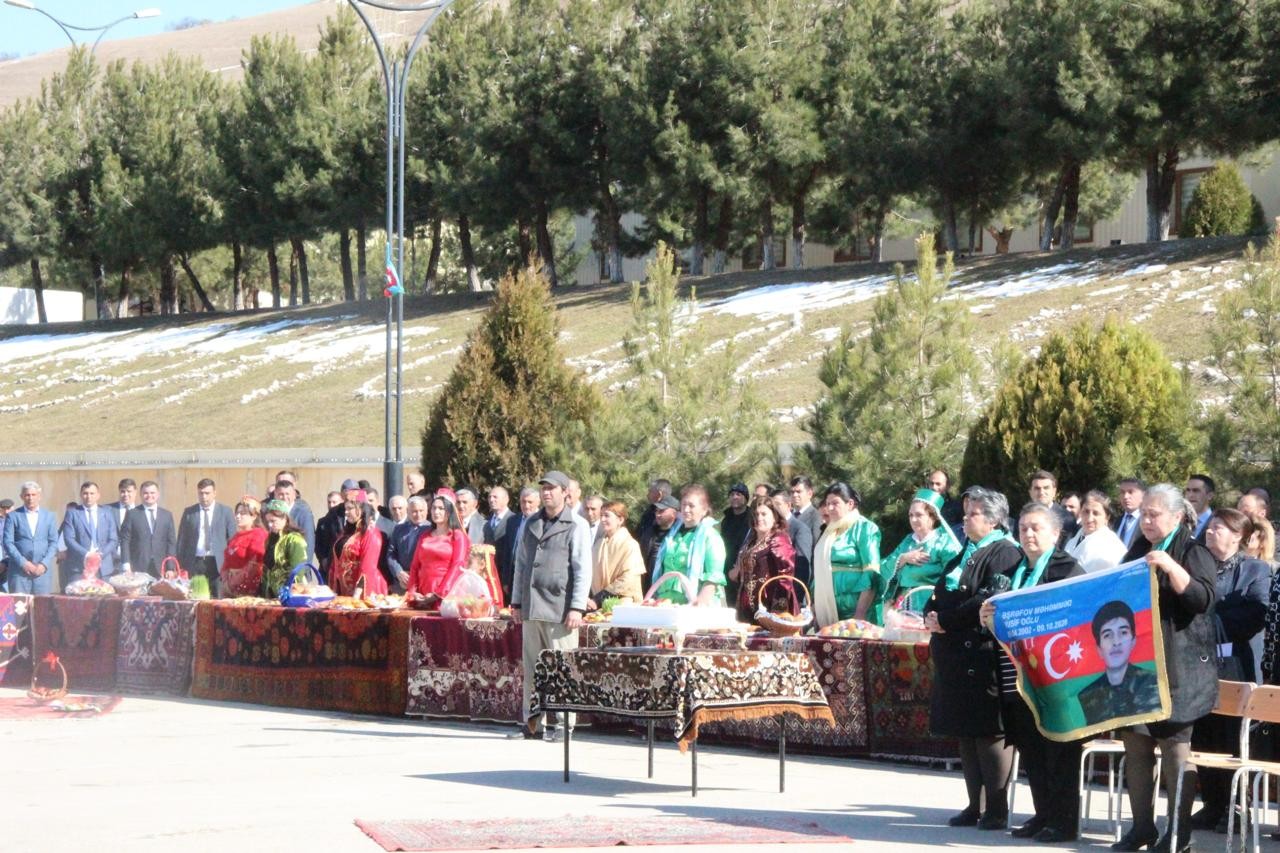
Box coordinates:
[0,687,1240,852]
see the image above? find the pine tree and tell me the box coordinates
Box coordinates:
[550,243,775,508]
[1203,234,1280,494]
[420,264,595,489]
[1179,163,1254,238]
[962,318,1202,499]
[800,233,978,540]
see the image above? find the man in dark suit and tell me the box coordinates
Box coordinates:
[62,481,119,583]
[789,476,822,579]
[105,477,138,566]
[316,478,359,572]
[1111,478,1145,550]
[176,478,236,585]
[3,481,60,594]
[120,481,177,575]
[388,496,430,592]
[485,486,518,600]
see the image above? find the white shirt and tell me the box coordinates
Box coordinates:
[196,506,211,557]
[24,508,39,536]
[1066,527,1128,573]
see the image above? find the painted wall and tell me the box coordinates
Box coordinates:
[0,286,85,325]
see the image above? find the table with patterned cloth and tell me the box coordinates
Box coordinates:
[31,595,123,692]
[115,598,197,695]
[863,638,955,759]
[534,647,834,749]
[405,616,526,723]
[190,602,413,716]
[0,594,33,688]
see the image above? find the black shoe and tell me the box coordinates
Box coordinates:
[1011,817,1048,838]
[977,812,1008,830]
[1151,832,1192,853]
[947,807,980,827]
[1111,826,1160,851]
[1035,826,1078,844]
[1189,808,1220,830]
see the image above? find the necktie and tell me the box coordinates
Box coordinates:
[1119,514,1133,544]
[148,508,155,533]
[201,508,211,555]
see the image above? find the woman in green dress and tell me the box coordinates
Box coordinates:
[878,489,963,622]
[813,483,882,627]
[262,499,309,597]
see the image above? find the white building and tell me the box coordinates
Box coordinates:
[0,286,84,325]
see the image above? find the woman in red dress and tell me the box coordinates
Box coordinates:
[727,496,796,623]
[407,494,470,599]
[330,491,388,596]
[220,498,270,597]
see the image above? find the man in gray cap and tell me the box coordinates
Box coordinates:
[510,470,592,741]
[639,494,681,589]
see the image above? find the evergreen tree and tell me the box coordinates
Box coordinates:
[1179,162,1254,238]
[1203,234,1280,494]
[551,243,775,508]
[0,102,57,322]
[800,233,979,540]
[420,264,595,488]
[962,318,1202,498]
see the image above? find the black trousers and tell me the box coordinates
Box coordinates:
[1004,698,1084,832]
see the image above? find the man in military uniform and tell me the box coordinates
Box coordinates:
[1078,600,1161,725]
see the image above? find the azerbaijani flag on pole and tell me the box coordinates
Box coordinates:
[990,559,1171,741]
[384,247,403,297]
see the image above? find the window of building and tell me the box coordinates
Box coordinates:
[1173,167,1213,235]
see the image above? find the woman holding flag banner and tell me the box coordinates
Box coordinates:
[1111,484,1218,853]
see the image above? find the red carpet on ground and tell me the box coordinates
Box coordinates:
[0,695,121,719]
[355,814,851,851]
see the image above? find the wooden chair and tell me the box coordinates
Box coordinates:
[1170,680,1256,850]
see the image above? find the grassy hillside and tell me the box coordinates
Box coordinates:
[0,236,1253,455]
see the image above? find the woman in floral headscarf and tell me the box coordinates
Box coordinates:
[878,489,963,622]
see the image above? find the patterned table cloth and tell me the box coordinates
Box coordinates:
[0,594,32,688]
[191,602,413,716]
[115,598,197,695]
[534,647,834,749]
[405,616,526,723]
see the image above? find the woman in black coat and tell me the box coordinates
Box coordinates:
[1112,484,1218,853]
[925,486,1021,830]
[983,502,1086,844]
[1188,508,1269,833]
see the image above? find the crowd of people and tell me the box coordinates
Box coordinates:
[3,465,1279,845]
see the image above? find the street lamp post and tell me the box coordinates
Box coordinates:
[347,0,458,501]
[4,1,161,320]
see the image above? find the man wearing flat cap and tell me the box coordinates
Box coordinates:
[510,470,592,742]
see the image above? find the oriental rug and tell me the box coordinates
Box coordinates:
[115,598,196,695]
[0,595,33,688]
[405,616,524,723]
[0,695,121,719]
[191,602,412,715]
[354,814,851,851]
[535,647,833,749]
[863,639,955,759]
[31,595,123,692]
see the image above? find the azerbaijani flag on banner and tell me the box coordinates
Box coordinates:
[990,559,1171,741]
[384,247,403,297]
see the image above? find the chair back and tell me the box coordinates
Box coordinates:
[1240,683,1280,760]
[1214,680,1255,717]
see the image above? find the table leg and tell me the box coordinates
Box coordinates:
[563,721,571,783]
[647,720,655,779]
[691,738,698,798]
[779,715,787,793]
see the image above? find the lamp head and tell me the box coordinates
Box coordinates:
[133,8,161,18]
[5,0,38,10]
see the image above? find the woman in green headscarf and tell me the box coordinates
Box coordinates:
[813,483,882,626]
[878,489,963,622]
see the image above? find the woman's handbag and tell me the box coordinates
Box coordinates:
[149,556,190,601]
[278,563,336,608]
[1216,617,1247,681]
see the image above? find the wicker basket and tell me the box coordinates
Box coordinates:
[754,576,813,637]
[28,657,68,703]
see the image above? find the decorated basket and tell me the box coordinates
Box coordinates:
[278,563,336,608]
[754,575,813,637]
[440,569,494,619]
[108,570,156,597]
[28,653,68,702]
[149,556,190,601]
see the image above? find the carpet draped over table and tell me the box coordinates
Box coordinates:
[405,616,524,722]
[115,598,197,695]
[0,594,33,688]
[32,595,123,692]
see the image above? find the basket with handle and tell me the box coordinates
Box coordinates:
[644,571,699,604]
[278,563,335,608]
[754,575,813,637]
[149,556,191,601]
[28,654,68,702]
[890,584,936,618]
[882,584,934,641]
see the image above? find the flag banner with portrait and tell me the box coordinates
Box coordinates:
[990,560,1170,742]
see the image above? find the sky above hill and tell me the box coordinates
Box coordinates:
[0,1,302,57]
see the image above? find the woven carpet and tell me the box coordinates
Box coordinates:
[0,595,33,688]
[863,639,955,759]
[405,616,525,723]
[0,695,122,719]
[116,598,197,695]
[355,814,851,851]
[191,602,412,715]
[32,595,123,692]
